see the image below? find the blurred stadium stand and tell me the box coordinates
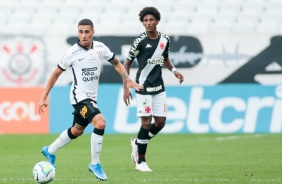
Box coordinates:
[1,0,282,35]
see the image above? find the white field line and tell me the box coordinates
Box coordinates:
[197,134,263,141]
[214,134,262,141]
[1,178,281,182]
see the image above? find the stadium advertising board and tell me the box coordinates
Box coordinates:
[49,85,282,134]
[1,34,281,87]
[0,88,49,134]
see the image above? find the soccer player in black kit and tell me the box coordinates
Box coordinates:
[123,7,184,172]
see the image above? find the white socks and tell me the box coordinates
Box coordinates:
[47,130,104,165]
[91,132,103,165]
[48,130,72,154]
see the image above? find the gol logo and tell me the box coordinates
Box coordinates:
[80,106,88,119]
[0,101,40,121]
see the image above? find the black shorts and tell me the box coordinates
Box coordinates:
[72,98,101,127]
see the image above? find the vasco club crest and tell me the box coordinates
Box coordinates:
[0,36,48,87]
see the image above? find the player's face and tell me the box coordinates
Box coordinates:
[78,25,94,49]
[142,14,158,32]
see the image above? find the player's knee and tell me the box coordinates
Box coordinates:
[74,130,84,137]
[68,127,79,139]
[155,121,166,129]
[72,123,86,136]
[95,120,106,129]
[141,117,152,129]
[91,114,106,130]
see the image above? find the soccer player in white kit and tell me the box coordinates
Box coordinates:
[38,19,143,181]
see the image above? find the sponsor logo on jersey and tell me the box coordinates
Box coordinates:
[80,106,87,118]
[82,67,98,82]
[145,44,152,48]
[146,85,163,92]
[129,33,146,54]
[82,67,97,72]
[147,56,164,66]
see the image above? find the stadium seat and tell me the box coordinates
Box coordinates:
[256,22,280,33]
[218,0,242,16]
[1,0,282,35]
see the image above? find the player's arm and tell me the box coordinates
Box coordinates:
[123,59,133,106]
[109,57,143,92]
[123,59,132,88]
[163,57,184,84]
[39,67,63,114]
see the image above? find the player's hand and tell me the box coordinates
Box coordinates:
[174,71,184,84]
[39,99,48,114]
[127,78,143,91]
[123,87,132,106]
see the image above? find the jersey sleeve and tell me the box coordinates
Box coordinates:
[127,37,142,62]
[164,35,170,59]
[58,49,74,71]
[102,43,115,61]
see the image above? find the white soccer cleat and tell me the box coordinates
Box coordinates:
[130,138,138,163]
[135,161,153,172]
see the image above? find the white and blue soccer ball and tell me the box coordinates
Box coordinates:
[33,161,55,184]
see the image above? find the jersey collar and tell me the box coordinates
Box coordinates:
[77,40,93,51]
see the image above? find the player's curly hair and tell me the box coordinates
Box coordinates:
[139,7,161,22]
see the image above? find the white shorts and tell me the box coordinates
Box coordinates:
[136,91,167,117]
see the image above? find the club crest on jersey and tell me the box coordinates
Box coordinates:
[80,106,88,118]
[145,106,151,113]
[97,51,102,60]
[160,42,165,49]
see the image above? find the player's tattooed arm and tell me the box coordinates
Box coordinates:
[109,57,119,66]
[111,57,130,80]
[122,71,129,80]
[111,57,143,91]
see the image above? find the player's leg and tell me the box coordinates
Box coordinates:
[90,113,105,165]
[134,94,153,171]
[88,107,107,181]
[149,91,167,140]
[135,116,153,171]
[134,92,167,171]
[42,113,87,169]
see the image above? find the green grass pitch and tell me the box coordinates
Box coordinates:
[0,134,281,184]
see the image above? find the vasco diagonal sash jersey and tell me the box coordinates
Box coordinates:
[58,41,115,104]
[127,32,170,95]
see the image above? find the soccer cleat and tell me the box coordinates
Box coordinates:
[135,161,153,172]
[130,138,138,163]
[41,146,56,169]
[88,163,107,181]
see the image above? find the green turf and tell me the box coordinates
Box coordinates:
[0,134,281,184]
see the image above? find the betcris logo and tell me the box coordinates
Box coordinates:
[49,85,282,134]
[113,85,282,134]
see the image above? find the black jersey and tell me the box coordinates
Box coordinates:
[127,32,170,95]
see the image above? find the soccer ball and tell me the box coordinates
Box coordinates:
[33,161,55,184]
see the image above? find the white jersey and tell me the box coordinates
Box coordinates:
[58,41,114,105]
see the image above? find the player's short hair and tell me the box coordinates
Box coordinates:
[78,19,94,29]
[139,7,161,22]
